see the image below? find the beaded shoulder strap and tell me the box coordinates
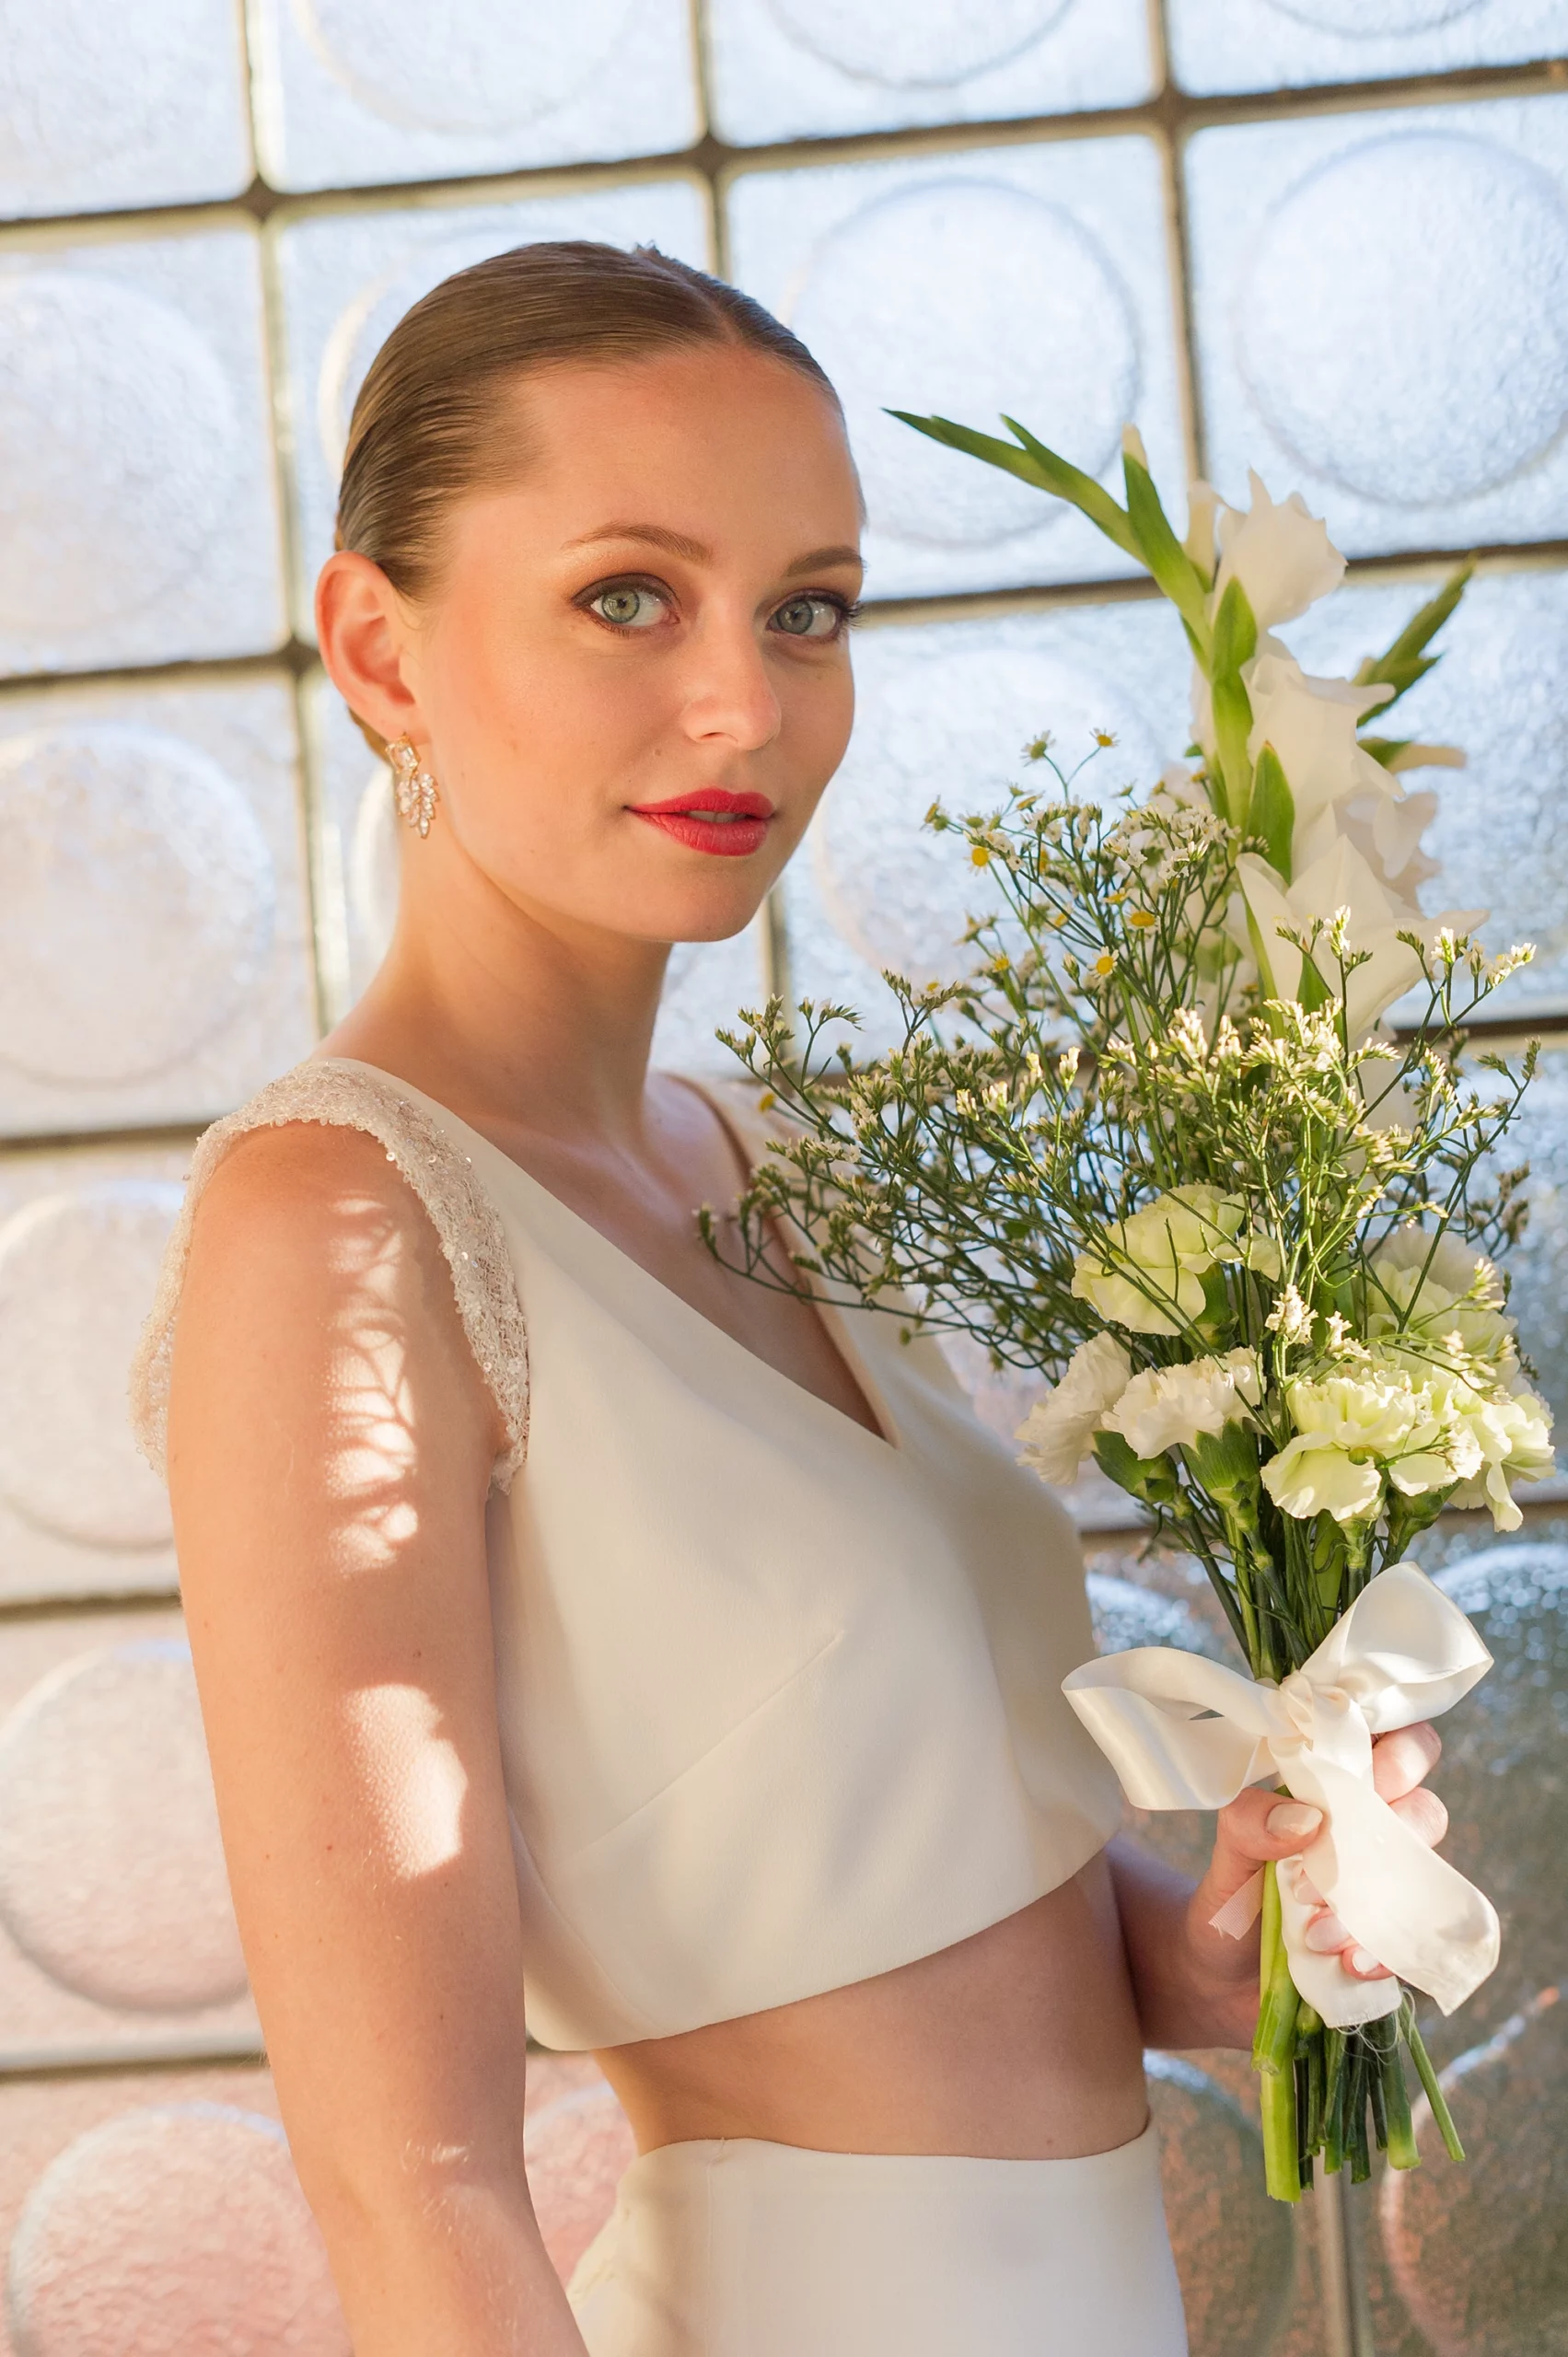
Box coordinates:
[130,1060,529,1492]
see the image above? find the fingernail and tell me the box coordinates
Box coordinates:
[1304,1913,1350,1953]
[1268,1802,1323,1840]
[1349,1946,1385,1976]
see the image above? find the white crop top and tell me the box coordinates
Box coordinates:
[134,1057,1121,2052]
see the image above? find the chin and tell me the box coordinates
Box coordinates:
[614,870,777,948]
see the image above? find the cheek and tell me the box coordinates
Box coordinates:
[785,660,855,790]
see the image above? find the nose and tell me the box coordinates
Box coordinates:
[679,611,783,756]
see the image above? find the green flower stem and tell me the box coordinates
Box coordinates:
[1254,1862,1303,2201]
[1402,1997,1466,2163]
[1322,2030,1347,2176]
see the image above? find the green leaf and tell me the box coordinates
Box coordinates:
[1210,576,1259,827]
[1357,736,1414,771]
[1295,952,1332,1014]
[886,410,1140,559]
[1249,743,1295,880]
[1121,447,1211,648]
[1353,562,1472,715]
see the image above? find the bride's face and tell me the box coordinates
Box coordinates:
[319,343,864,948]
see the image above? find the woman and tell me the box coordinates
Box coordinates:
[135,242,1445,2355]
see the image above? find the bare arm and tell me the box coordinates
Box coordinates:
[1109,1724,1447,2050]
[168,1123,586,2355]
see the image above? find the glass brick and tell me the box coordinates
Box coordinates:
[781,598,1192,1049]
[1186,95,1568,559]
[274,180,712,636]
[0,1610,261,2070]
[0,1143,187,1608]
[0,0,252,219]
[704,0,1154,147]
[0,671,318,1138]
[1486,1041,1568,1446]
[726,138,1187,601]
[0,217,287,678]
[1282,565,1568,1020]
[302,666,765,1073]
[1169,0,1568,98]
[249,0,701,196]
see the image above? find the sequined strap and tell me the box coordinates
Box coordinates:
[130,1060,529,1492]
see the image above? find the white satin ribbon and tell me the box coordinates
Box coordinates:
[1063,1562,1500,2029]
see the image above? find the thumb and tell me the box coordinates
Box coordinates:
[1202,1787,1324,1915]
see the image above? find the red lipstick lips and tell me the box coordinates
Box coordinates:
[628,787,774,858]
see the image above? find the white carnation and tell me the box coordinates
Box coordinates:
[1104,1348,1261,1459]
[1368,1226,1517,1376]
[1071,1186,1260,1338]
[1430,1373,1555,1532]
[1016,1334,1132,1486]
[1260,1368,1452,1526]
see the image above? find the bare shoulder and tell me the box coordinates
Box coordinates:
[172,1116,501,1483]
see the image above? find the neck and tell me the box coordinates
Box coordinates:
[327,842,672,1148]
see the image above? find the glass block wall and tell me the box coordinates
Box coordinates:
[1,5,1565,2349]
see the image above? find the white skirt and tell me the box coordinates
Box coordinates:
[567,2120,1188,2355]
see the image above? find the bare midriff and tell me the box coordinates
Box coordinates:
[594,1854,1149,2164]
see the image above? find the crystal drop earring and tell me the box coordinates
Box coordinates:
[388,737,440,837]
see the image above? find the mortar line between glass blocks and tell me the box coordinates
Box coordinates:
[6,61,1568,249]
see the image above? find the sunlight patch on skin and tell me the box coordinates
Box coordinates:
[317,1195,425,1573]
[345,1683,469,1879]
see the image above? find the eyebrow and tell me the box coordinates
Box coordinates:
[561,523,863,578]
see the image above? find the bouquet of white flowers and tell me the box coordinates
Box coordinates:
[712,417,1554,2200]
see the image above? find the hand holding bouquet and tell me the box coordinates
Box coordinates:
[713,417,1553,2199]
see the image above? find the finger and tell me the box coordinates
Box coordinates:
[1372,1722,1441,1803]
[1299,1910,1391,1977]
[1210,1790,1324,1896]
[1389,1786,1448,1846]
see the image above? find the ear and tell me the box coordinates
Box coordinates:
[315,552,426,749]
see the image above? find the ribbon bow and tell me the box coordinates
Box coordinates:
[1063,1562,1499,2029]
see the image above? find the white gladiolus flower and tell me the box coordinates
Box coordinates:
[1236,837,1483,1039]
[1104,1348,1261,1458]
[1016,1333,1132,1485]
[1071,1185,1257,1337]
[1244,648,1395,843]
[1213,471,1345,633]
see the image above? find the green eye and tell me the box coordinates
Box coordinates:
[772,595,843,640]
[590,584,665,629]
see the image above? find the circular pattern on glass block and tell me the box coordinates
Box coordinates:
[0,1180,180,1550]
[0,1638,247,2012]
[1237,134,1568,509]
[524,2081,636,2284]
[296,0,635,134]
[1380,1982,1568,2355]
[1263,0,1481,30]
[0,0,192,190]
[319,227,542,468]
[1423,1543,1568,2035]
[0,273,238,639]
[1146,2058,1294,2356]
[0,724,273,1088]
[764,0,1071,88]
[789,180,1139,550]
[815,642,1161,981]
[6,2103,348,2355]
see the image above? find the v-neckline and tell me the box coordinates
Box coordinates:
[320,1057,901,1455]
